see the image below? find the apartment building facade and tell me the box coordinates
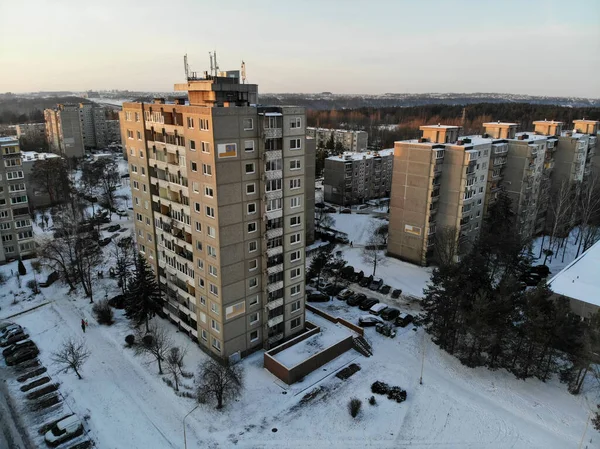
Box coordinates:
[0,137,36,263]
[120,73,313,362]
[306,127,368,152]
[323,149,393,205]
[15,123,45,140]
[387,126,491,266]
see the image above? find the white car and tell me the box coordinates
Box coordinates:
[44,415,83,446]
[358,315,385,327]
[369,303,389,316]
[0,323,21,338]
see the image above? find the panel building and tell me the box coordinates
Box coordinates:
[306,127,368,152]
[0,137,36,262]
[323,149,393,206]
[120,71,314,361]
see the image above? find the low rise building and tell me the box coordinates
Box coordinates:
[323,149,393,206]
[306,127,368,152]
[15,123,45,141]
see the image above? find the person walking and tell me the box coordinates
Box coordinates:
[81,319,86,333]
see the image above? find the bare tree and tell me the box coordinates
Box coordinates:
[434,225,460,267]
[51,338,90,380]
[362,220,387,277]
[164,346,187,391]
[75,235,103,303]
[546,179,573,258]
[574,175,600,257]
[134,323,172,374]
[315,212,335,234]
[197,358,244,409]
[30,157,73,206]
[111,236,135,294]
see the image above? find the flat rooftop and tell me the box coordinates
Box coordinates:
[548,240,600,307]
[533,120,563,125]
[0,137,18,144]
[513,132,548,141]
[21,151,61,161]
[271,310,356,369]
[483,122,518,127]
[327,148,393,162]
[420,124,460,129]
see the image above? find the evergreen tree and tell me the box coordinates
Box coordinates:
[125,254,162,332]
[307,244,334,286]
[17,259,26,275]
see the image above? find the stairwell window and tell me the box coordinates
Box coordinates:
[290,197,301,208]
[290,160,301,170]
[247,203,256,214]
[291,317,301,329]
[291,301,301,312]
[290,250,301,262]
[212,338,221,352]
[290,117,301,128]
[290,178,301,190]
[290,138,301,150]
[243,118,254,130]
[290,233,301,245]
[291,268,301,279]
[245,163,255,174]
[250,312,259,325]
[290,216,301,227]
[249,277,258,289]
[291,284,301,296]
[189,140,196,151]
[249,241,258,252]
[246,183,256,194]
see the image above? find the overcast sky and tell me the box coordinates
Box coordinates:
[1,0,599,96]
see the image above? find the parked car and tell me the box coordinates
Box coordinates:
[306,292,330,302]
[359,275,373,288]
[359,298,379,311]
[39,271,59,288]
[379,285,391,295]
[335,234,350,244]
[98,237,112,247]
[376,323,397,338]
[391,289,402,299]
[337,288,354,300]
[353,270,365,283]
[380,307,400,321]
[347,293,367,307]
[0,330,29,347]
[340,208,352,214]
[323,284,344,296]
[319,281,332,290]
[115,208,128,216]
[0,323,20,338]
[6,346,39,366]
[369,303,389,315]
[358,315,384,327]
[340,266,355,280]
[395,313,414,327]
[107,224,121,233]
[369,278,383,291]
[44,415,84,446]
[3,339,37,358]
[325,206,336,213]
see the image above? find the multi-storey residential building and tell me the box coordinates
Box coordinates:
[306,127,368,152]
[0,137,35,262]
[120,71,313,361]
[15,123,46,141]
[323,149,393,206]
[388,125,491,266]
[44,103,110,157]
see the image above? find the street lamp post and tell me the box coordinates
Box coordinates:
[183,404,200,449]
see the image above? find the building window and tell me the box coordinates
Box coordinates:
[290,233,301,245]
[196,241,203,251]
[245,163,255,174]
[248,222,257,233]
[290,159,301,170]
[210,302,219,315]
[211,319,220,333]
[201,329,207,341]
[198,278,205,288]
[207,226,216,238]
[135,112,140,122]
[250,312,259,325]
[127,130,133,139]
[4,246,14,253]
[202,164,212,176]
[212,338,221,352]
[136,213,143,222]
[187,117,194,128]
[201,142,211,154]
[195,222,202,232]
[290,216,301,227]
[243,118,254,130]
[291,301,301,312]
[249,259,258,271]
[266,159,282,171]
[291,284,301,296]
[200,119,209,131]
[290,178,301,189]
[225,301,245,320]
[200,296,206,306]
[290,196,301,208]
[133,180,139,190]
[244,140,254,152]
[192,182,199,193]
[195,202,201,213]
[125,111,132,121]
[291,267,301,279]
[141,167,145,176]
[205,206,215,218]
[209,283,219,297]
[290,117,301,129]
[291,317,301,329]
[190,140,196,151]
[290,138,301,150]
[197,259,204,270]
[137,131,142,140]
[246,183,255,194]
[249,295,259,306]
[204,186,214,197]
[249,277,258,289]
[247,203,256,214]
[266,198,282,211]
[248,241,257,252]
[191,161,198,172]
[250,330,259,342]
[207,245,217,257]
[290,250,301,262]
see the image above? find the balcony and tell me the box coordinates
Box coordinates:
[268,314,284,328]
[430,190,440,203]
[268,333,284,345]
[266,245,283,258]
[266,297,284,310]
[265,209,283,221]
[493,157,507,166]
[267,280,284,293]
[267,263,284,276]
[265,170,282,181]
[492,144,508,155]
[263,126,282,139]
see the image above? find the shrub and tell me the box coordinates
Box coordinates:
[0,272,7,285]
[125,334,135,347]
[369,396,376,406]
[142,334,154,347]
[108,294,126,309]
[371,381,390,395]
[387,386,407,403]
[26,280,40,295]
[92,300,114,325]
[31,260,42,274]
[18,259,27,275]
[348,398,362,418]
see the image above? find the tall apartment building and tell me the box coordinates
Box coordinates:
[388,126,491,266]
[120,71,313,361]
[323,149,393,206]
[306,127,368,152]
[15,123,46,141]
[0,137,35,262]
[44,103,109,158]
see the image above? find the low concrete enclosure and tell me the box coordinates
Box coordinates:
[264,306,364,384]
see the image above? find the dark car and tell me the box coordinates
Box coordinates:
[3,339,37,358]
[358,315,384,327]
[40,271,59,288]
[107,224,121,233]
[359,275,373,288]
[395,313,414,327]
[369,278,383,291]
[340,208,352,214]
[325,207,337,213]
[6,347,39,366]
[531,265,551,278]
[353,270,365,283]
[0,330,29,347]
[323,284,344,296]
[359,298,379,311]
[391,289,402,299]
[337,289,354,300]
[347,293,367,307]
[341,266,355,280]
[379,285,391,295]
[380,307,400,321]
[98,237,112,247]
[306,292,330,302]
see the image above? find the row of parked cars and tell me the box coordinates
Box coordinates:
[336,289,414,328]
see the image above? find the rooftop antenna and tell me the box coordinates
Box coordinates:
[184,54,189,80]
[241,60,246,84]
[213,50,219,76]
[209,52,214,77]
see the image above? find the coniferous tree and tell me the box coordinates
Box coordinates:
[307,244,334,286]
[125,254,162,332]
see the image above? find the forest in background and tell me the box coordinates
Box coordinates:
[0,96,90,124]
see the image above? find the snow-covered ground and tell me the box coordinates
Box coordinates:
[531,228,596,277]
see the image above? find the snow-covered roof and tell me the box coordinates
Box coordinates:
[560,131,588,139]
[483,122,518,127]
[21,151,61,162]
[0,137,18,145]
[327,148,393,162]
[548,239,600,307]
[420,124,460,129]
[513,132,548,141]
[533,120,563,125]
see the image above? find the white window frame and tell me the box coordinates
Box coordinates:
[290,138,301,150]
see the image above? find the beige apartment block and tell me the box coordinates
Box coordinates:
[388,125,491,266]
[306,127,368,152]
[120,72,313,362]
[0,137,36,263]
